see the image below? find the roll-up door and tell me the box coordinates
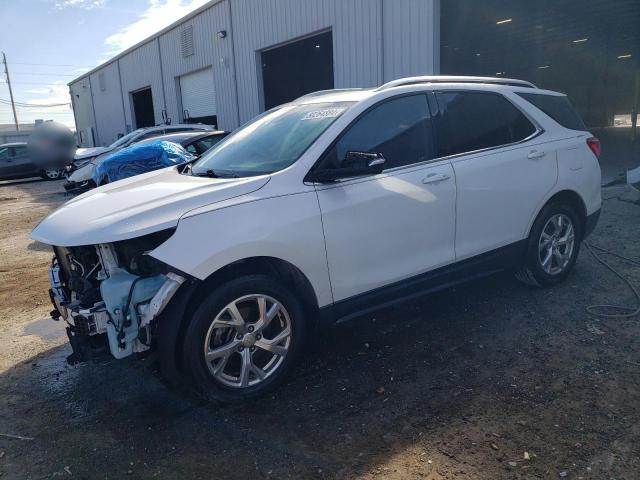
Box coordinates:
[179,68,217,126]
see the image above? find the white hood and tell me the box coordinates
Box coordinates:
[32,167,270,246]
[75,146,111,160]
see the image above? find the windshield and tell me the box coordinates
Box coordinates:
[191,102,352,177]
[108,129,144,149]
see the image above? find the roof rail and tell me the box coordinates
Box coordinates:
[293,88,368,102]
[376,76,536,91]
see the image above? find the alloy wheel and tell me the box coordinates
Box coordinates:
[44,169,62,180]
[538,213,575,275]
[203,294,292,388]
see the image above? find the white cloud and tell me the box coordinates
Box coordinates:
[104,0,209,55]
[55,0,106,10]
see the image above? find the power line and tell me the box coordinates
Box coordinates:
[8,62,95,68]
[0,99,71,108]
[9,72,82,77]
[0,80,69,85]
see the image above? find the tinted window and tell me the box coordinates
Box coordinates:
[517,92,586,131]
[320,95,434,170]
[435,92,537,157]
[0,147,9,159]
[14,146,27,156]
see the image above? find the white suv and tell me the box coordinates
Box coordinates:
[32,76,601,401]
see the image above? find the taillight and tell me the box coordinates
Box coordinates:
[587,137,601,158]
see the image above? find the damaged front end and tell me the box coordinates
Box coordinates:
[48,230,186,364]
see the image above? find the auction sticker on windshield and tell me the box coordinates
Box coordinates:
[301,108,346,120]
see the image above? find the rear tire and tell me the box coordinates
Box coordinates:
[41,169,63,180]
[516,202,582,287]
[182,275,306,402]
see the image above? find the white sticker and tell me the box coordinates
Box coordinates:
[301,108,345,120]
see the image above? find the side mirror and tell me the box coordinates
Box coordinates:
[313,151,386,183]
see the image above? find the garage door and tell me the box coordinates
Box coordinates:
[179,68,217,126]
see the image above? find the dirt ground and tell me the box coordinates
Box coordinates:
[1,177,640,480]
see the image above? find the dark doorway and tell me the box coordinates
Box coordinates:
[261,30,334,110]
[131,87,155,128]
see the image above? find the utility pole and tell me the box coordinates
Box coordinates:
[2,52,19,131]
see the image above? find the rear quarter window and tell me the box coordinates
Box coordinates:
[516,92,586,131]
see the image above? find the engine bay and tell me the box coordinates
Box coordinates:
[48,230,184,364]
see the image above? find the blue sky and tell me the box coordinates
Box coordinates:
[0,0,209,128]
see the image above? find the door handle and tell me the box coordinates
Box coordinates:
[422,172,450,184]
[527,150,546,160]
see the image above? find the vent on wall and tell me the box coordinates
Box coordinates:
[180,25,194,57]
[98,72,106,91]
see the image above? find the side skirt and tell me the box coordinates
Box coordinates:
[319,240,527,326]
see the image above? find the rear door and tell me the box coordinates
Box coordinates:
[433,90,557,260]
[314,94,457,302]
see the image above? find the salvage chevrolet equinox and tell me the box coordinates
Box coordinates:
[32,76,601,402]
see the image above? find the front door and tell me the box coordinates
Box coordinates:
[10,145,38,177]
[314,94,457,303]
[0,146,12,178]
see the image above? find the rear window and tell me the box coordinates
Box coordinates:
[517,92,586,131]
[434,91,537,157]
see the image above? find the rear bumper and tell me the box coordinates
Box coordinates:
[584,208,601,238]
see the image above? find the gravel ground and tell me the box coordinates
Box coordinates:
[0,178,639,479]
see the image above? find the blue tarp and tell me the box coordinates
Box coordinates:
[92,141,195,185]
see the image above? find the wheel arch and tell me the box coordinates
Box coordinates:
[527,189,587,238]
[161,256,321,381]
[195,256,320,314]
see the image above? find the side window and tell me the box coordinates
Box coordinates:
[193,136,224,154]
[320,95,435,170]
[435,92,537,157]
[14,146,28,156]
[185,143,198,154]
[0,147,9,160]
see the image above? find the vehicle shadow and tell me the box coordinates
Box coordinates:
[0,177,44,187]
[2,258,637,479]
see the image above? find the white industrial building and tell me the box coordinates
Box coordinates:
[69,0,439,147]
[69,0,639,148]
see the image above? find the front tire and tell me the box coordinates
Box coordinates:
[516,202,582,287]
[182,275,306,402]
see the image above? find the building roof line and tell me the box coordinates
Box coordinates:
[68,0,224,87]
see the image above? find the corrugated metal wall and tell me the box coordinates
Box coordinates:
[87,62,126,146]
[158,1,239,130]
[69,77,97,146]
[383,0,440,82]
[118,40,165,130]
[69,0,438,146]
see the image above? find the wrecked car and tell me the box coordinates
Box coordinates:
[32,76,601,402]
[64,124,217,193]
[66,131,228,192]
[91,141,195,186]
